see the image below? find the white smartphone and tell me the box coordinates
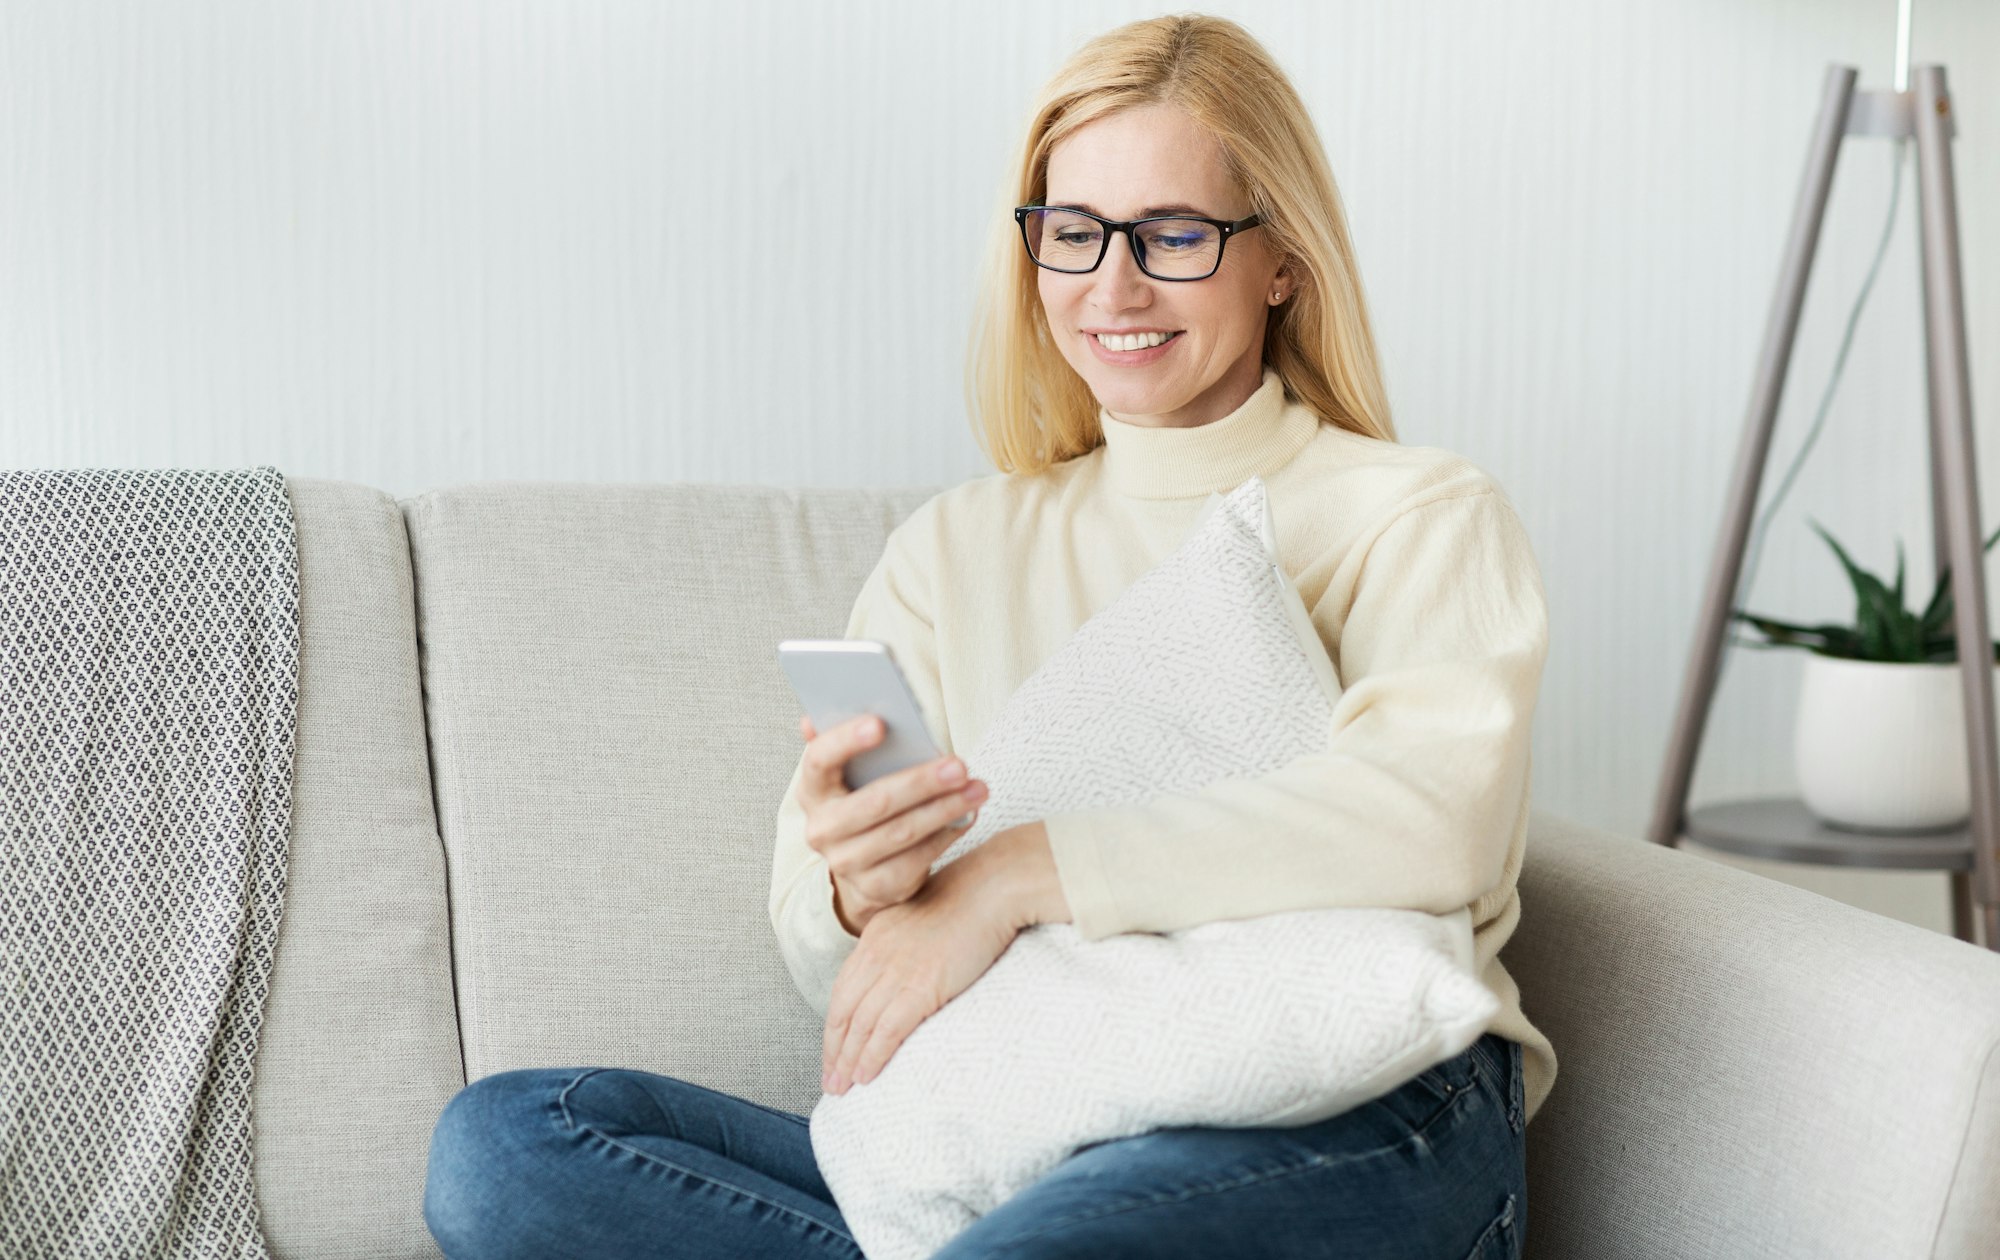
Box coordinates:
[777,638,974,826]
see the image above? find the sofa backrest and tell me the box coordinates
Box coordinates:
[254,475,2000,1260]
[256,480,465,1260]
[399,480,940,1116]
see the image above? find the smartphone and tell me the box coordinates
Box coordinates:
[777,638,974,826]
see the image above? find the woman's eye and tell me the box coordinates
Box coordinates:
[1053,230,1101,246]
[1152,235,1202,251]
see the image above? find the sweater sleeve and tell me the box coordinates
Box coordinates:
[1039,487,1549,941]
[768,501,950,1015]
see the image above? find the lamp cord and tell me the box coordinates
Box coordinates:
[1713,134,1911,696]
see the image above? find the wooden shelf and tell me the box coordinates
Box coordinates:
[1682,796,1975,871]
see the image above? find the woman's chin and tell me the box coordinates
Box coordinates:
[1076,366,1170,407]
[1094,384,1180,421]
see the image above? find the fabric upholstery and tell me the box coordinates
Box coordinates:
[1508,810,2000,1259]
[250,475,2000,1260]
[254,479,464,1260]
[401,481,938,1117]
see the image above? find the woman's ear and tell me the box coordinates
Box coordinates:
[1271,262,1304,305]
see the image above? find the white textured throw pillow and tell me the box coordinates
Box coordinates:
[809,474,1498,1260]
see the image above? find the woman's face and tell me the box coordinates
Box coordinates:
[1038,102,1289,430]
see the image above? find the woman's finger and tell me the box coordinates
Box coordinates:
[822,950,873,1077]
[852,991,930,1086]
[821,1006,847,1084]
[834,976,899,1090]
[802,715,881,802]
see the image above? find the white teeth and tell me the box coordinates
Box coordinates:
[1094,331,1177,351]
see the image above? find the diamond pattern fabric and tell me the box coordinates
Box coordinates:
[0,468,300,1259]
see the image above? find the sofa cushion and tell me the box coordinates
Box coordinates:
[1508,811,2000,1259]
[255,479,464,1260]
[402,482,939,1116]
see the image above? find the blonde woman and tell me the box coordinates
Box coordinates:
[424,13,1549,1259]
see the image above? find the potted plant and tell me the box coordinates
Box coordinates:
[1732,518,2000,832]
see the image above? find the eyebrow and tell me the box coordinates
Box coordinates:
[1046,201,1216,218]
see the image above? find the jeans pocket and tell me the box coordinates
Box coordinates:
[1462,1192,1519,1260]
[1372,1050,1475,1137]
[1405,1063,1457,1109]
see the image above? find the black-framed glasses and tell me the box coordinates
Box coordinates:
[1014,205,1264,281]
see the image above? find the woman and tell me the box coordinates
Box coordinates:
[424,13,1548,1259]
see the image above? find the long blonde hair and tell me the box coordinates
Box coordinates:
[965,13,1397,474]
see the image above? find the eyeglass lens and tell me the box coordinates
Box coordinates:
[1022,208,1225,279]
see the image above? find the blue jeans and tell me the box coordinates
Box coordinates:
[423,1032,1526,1259]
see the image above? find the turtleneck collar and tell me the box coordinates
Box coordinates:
[1096,366,1321,500]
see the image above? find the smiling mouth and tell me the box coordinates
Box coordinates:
[1090,330,1183,351]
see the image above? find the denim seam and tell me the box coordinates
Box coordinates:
[1394,1063,1478,1134]
[1467,1037,1505,1097]
[1414,1038,1500,1112]
[733,1093,814,1128]
[981,1110,1459,1255]
[1460,1192,1517,1260]
[574,1127,863,1251]
[1462,1037,1522,1135]
[1506,1044,1524,1135]
[553,1070,860,1250]
[1406,1069,1461,1112]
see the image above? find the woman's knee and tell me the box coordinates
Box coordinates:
[422,1068,580,1258]
[553,1067,697,1143]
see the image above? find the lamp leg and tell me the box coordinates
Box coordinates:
[1645,64,1859,848]
[1912,64,2000,955]
[1950,871,1975,943]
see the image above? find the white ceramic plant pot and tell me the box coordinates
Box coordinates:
[1794,653,2000,832]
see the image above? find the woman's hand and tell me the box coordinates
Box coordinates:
[821,849,1020,1095]
[796,713,989,936]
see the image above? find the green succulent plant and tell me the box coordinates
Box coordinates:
[1733,518,2000,663]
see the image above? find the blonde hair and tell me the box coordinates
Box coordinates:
[965,12,1398,474]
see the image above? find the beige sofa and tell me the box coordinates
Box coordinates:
[253,477,2000,1259]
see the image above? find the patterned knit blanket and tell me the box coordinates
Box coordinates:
[0,468,300,1259]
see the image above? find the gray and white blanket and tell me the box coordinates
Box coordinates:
[0,468,300,1259]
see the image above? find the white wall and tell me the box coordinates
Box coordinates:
[5,0,1997,938]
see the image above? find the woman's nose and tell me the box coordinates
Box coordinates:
[1090,230,1153,302]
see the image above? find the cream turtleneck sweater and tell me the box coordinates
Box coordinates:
[769,366,1557,1124]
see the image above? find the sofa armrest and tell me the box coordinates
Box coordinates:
[1509,808,2000,1260]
